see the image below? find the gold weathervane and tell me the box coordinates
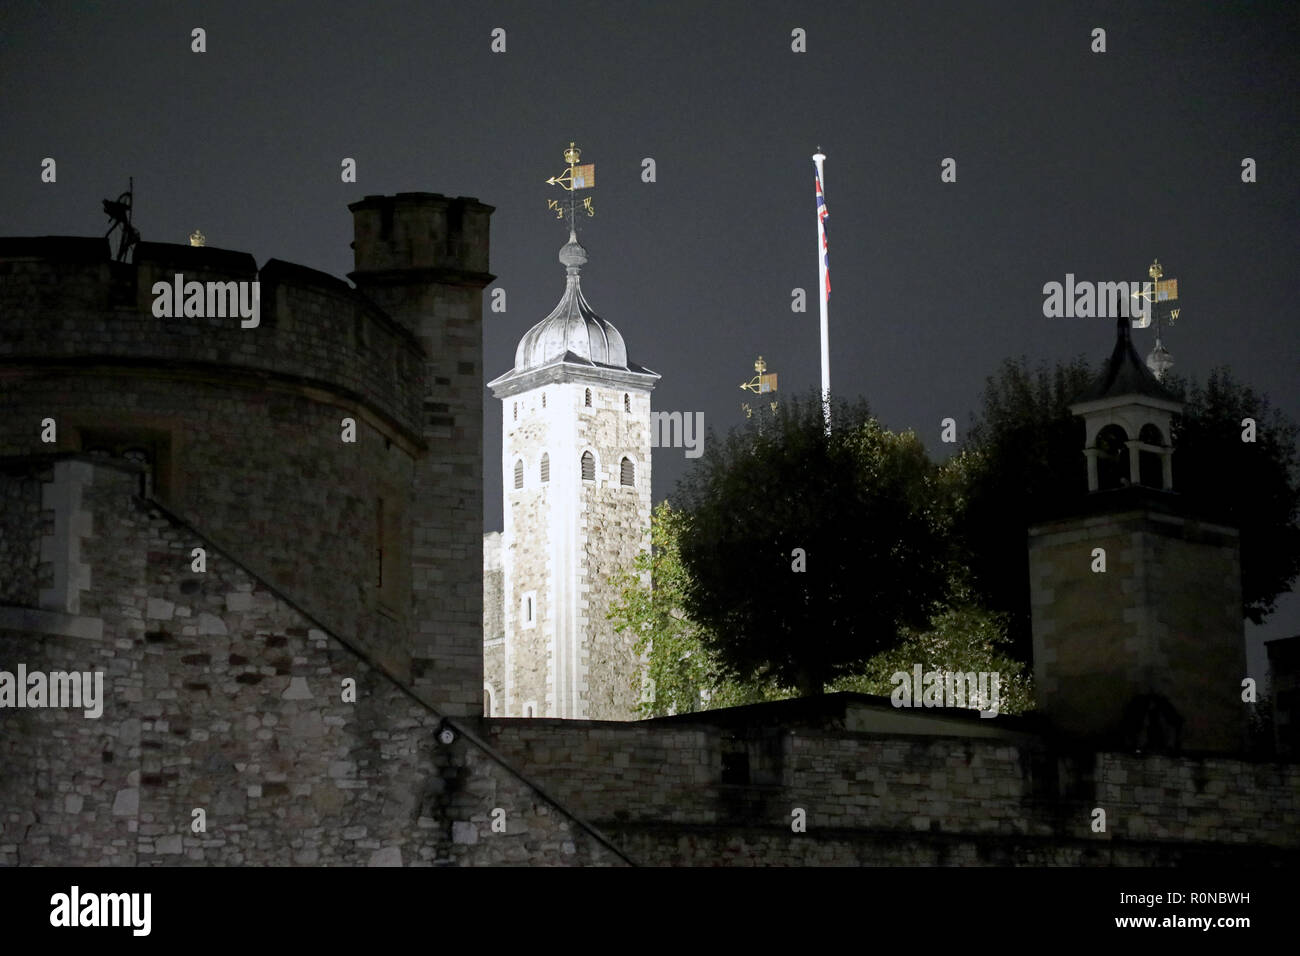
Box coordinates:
[545,142,595,226]
[740,356,779,417]
[189,229,206,247]
[1129,258,1180,322]
[1130,258,1181,381]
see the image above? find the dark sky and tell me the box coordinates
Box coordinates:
[4,0,1297,674]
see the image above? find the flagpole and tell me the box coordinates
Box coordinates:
[813,149,831,431]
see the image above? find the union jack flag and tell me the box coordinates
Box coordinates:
[816,169,830,299]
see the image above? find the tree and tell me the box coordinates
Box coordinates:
[611,502,1032,715]
[673,391,951,696]
[1163,367,1300,624]
[953,356,1095,659]
[829,600,1035,716]
[958,358,1300,656]
[607,502,783,717]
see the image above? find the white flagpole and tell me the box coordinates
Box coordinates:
[813,149,830,431]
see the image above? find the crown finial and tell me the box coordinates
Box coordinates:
[189,229,206,247]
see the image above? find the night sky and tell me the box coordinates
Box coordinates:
[4,1,1297,675]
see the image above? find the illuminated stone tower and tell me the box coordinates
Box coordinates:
[488,228,658,719]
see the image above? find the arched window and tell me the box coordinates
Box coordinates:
[483,686,495,717]
[1138,424,1165,489]
[624,393,631,413]
[581,451,595,481]
[1095,424,1130,491]
[584,388,592,408]
[620,456,635,487]
[513,458,524,489]
[540,453,550,483]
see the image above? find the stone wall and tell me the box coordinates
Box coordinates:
[1029,505,1245,751]
[0,238,425,439]
[485,717,1300,865]
[0,375,415,677]
[501,390,555,716]
[0,459,43,607]
[349,194,494,717]
[483,531,504,716]
[0,460,622,866]
[576,384,652,720]
[3,460,1294,868]
[1,195,492,716]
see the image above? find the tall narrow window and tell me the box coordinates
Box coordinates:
[624,393,631,413]
[513,458,524,489]
[521,591,537,629]
[540,453,550,483]
[513,402,518,422]
[620,457,635,487]
[581,451,595,481]
[542,393,546,408]
[584,388,592,407]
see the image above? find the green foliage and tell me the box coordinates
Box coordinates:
[609,499,1030,714]
[673,391,950,695]
[954,356,1095,658]
[607,501,791,717]
[829,602,1034,715]
[1161,368,1300,624]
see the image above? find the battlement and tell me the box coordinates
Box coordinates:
[349,193,493,281]
[0,237,426,441]
[0,194,496,711]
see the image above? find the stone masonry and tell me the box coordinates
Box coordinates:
[1,198,1295,868]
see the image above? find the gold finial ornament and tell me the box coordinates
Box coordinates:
[189,229,206,247]
[1149,259,1163,281]
[564,142,581,165]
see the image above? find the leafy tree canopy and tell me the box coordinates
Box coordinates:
[610,504,1033,716]
[672,391,951,696]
